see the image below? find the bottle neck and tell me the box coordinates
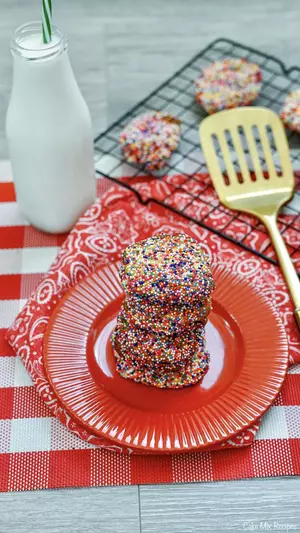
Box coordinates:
[9,23,81,113]
[10,49,79,113]
[11,22,67,61]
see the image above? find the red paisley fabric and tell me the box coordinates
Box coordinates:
[6,184,299,454]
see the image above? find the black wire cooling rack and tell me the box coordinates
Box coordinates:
[94,38,300,272]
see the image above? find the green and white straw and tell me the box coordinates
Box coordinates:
[42,0,52,44]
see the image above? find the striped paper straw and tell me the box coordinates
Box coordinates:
[42,0,52,44]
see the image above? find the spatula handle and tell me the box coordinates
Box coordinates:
[294,309,300,330]
[263,214,300,331]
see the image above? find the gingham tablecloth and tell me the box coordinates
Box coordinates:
[1,161,300,492]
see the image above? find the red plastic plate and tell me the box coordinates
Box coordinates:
[44,262,289,453]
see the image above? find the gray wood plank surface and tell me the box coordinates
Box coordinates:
[140,478,300,532]
[1,0,300,531]
[0,486,140,533]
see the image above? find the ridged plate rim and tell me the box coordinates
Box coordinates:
[44,262,289,453]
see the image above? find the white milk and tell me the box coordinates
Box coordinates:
[6,22,96,233]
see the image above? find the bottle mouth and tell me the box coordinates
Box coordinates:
[11,21,67,61]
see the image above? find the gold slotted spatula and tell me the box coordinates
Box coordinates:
[199,106,300,330]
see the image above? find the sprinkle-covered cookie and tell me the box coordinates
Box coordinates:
[120,233,214,306]
[124,297,211,335]
[280,90,300,133]
[112,306,206,366]
[115,349,210,389]
[112,233,214,389]
[119,112,180,171]
[195,58,262,114]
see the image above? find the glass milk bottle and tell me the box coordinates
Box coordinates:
[6,22,96,233]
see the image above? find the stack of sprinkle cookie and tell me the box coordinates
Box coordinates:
[119,111,180,171]
[112,233,215,389]
[195,58,262,114]
[280,90,300,133]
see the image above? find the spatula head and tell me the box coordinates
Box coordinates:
[199,107,295,217]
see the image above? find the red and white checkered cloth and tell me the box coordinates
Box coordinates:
[1,161,300,492]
